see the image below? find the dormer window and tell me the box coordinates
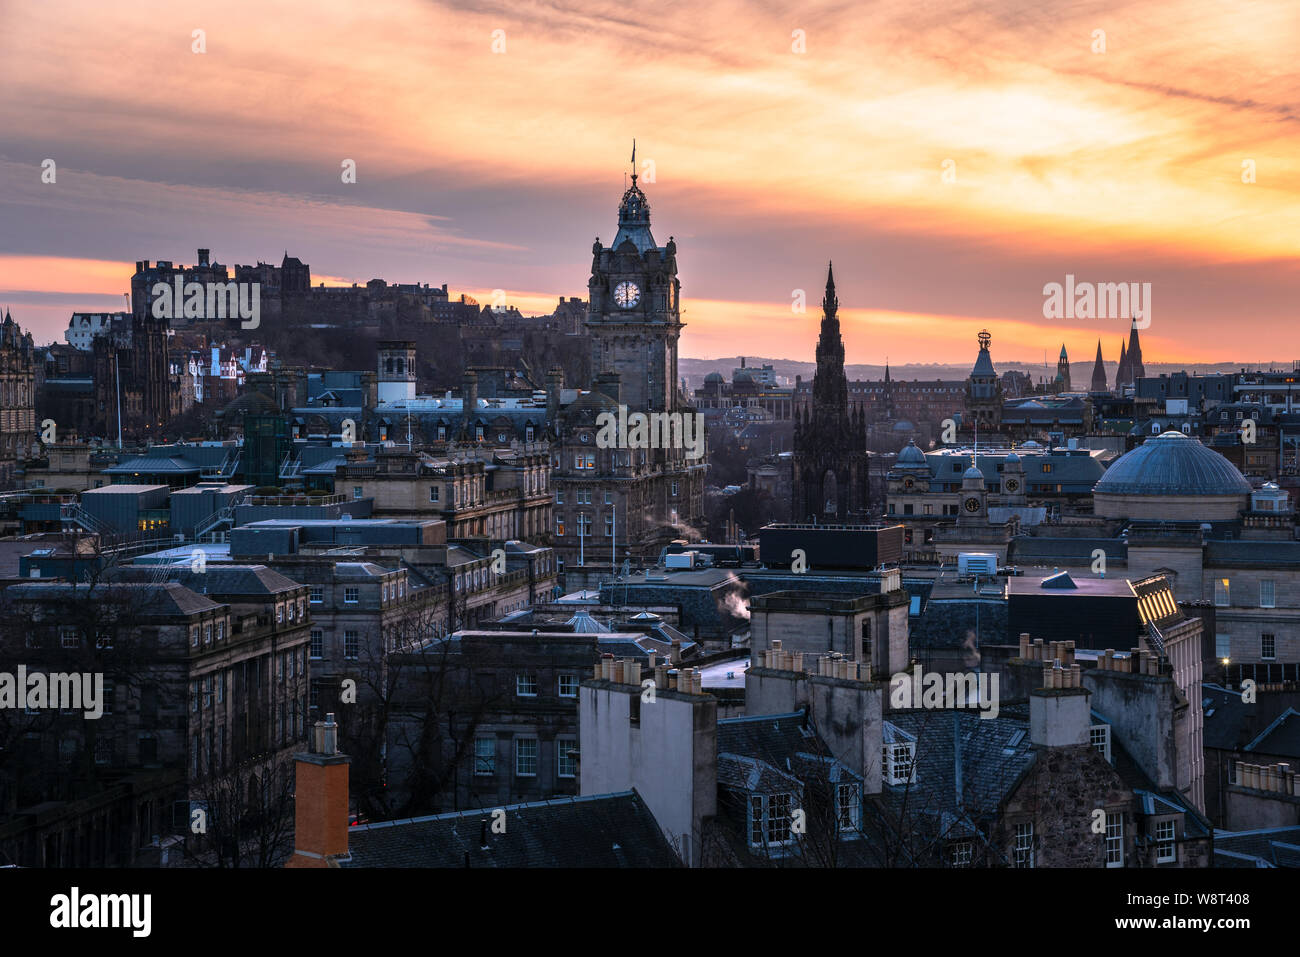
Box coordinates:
[883,741,916,785]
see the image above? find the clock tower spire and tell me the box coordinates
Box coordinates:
[586,155,682,414]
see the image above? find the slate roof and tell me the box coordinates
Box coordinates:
[1009,537,1127,565]
[340,791,678,867]
[909,596,1007,652]
[1201,683,1260,751]
[1213,826,1300,868]
[6,581,222,617]
[879,710,1036,824]
[1204,540,1300,567]
[111,564,302,596]
[1245,708,1300,759]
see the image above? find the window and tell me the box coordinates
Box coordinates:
[515,737,538,776]
[1014,822,1035,868]
[1214,578,1230,607]
[604,491,612,504]
[555,489,564,504]
[604,514,613,537]
[558,674,578,697]
[1105,812,1124,867]
[557,737,577,778]
[951,842,972,867]
[277,604,284,624]
[60,626,78,649]
[286,602,294,621]
[309,586,323,604]
[836,782,860,830]
[516,674,537,697]
[344,630,359,660]
[1260,580,1276,608]
[1156,820,1176,863]
[671,481,679,497]
[860,620,872,661]
[767,793,793,845]
[277,655,284,681]
[191,625,200,647]
[216,672,224,705]
[749,796,764,845]
[429,486,439,502]
[203,675,213,708]
[344,587,359,604]
[1090,724,1111,763]
[1216,633,1230,659]
[216,621,225,641]
[1041,463,1053,474]
[883,741,916,785]
[1262,633,1276,660]
[310,629,323,658]
[191,681,200,713]
[352,486,363,500]
[475,737,495,776]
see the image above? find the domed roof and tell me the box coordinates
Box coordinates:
[963,466,984,480]
[1005,451,1020,463]
[704,372,724,383]
[1096,431,1252,496]
[898,440,926,466]
[892,419,914,431]
[733,370,754,383]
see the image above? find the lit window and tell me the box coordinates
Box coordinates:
[1214,579,1230,607]
[515,737,538,776]
[1156,820,1176,863]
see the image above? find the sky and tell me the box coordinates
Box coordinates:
[0,0,1297,366]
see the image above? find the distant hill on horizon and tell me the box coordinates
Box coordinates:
[680,355,1293,386]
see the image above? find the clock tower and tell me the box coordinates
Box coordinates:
[586,159,682,414]
[957,465,988,526]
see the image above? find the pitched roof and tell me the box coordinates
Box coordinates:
[340,791,678,867]
[1214,826,1300,867]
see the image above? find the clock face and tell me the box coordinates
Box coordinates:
[964,496,982,513]
[1004,478,1019,492]
[614,281,641,308]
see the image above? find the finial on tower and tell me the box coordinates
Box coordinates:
[822,261,838,316]
[978,329,991,351]
[630,138,637,186]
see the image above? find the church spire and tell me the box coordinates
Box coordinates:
[1090,339,1108,392]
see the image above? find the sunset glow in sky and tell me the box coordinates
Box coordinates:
[1,0,1297,365]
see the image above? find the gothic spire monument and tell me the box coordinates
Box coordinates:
[792,263,870,523]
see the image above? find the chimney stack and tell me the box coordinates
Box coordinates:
[1029,669,1092,749]
[285,714,352,868]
